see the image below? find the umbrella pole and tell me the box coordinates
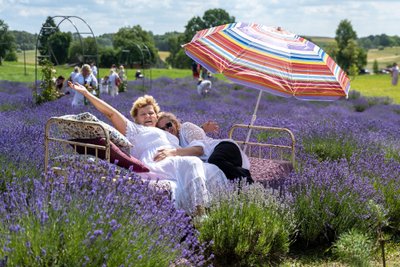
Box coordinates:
[243,90,262,154]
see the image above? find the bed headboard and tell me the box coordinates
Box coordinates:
[44,117,112,172]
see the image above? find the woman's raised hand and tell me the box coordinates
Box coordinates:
[67,81,87,95]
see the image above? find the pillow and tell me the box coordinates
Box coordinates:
[70,137,149,172]
[57,112,132,150]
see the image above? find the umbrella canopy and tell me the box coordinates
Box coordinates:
[182,22,350,101]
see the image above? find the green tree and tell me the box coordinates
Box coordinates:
[99,47,118,68]
[373,59,379,74]
[97,33,113,47]
[48,31,72,65]
[168,8,235,68]
[11,30,37,50]
[0,19,16,65]
[68,37,98,65]
[154,31,181,51]
[38,16,59,62]
[113,25,159,66]
[202,9,235,29]
[165,34,187,68]
[334,19,367,75]
[183,16,206,44]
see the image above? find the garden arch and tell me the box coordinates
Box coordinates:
[124,43,153,90]
[34,15,99,98]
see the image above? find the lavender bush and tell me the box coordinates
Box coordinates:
[1,77,400,263]
[0,160,210,266]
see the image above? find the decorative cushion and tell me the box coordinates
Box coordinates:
[249,157,293,189]
[57,112,132,150]
[70,137,149,172]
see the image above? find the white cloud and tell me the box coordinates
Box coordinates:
[0,0,398,37]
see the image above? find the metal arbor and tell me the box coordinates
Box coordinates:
[135,43,152,90]
[34,15,99,97]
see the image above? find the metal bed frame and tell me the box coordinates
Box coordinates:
[44,117,111,172]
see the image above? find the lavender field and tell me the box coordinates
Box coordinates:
[1,77,400,266]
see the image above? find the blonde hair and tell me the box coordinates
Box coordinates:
[81,64,92,74]
[130,95,161,122]
[157,111,181,131]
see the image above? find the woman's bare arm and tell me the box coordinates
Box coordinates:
[153,146,204,162]
[68,81,128,135]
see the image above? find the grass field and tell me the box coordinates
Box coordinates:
[367,46,400,70]
[4,48,400,104]
[158,51,170,62]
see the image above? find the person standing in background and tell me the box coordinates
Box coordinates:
[68,66,80,82]
[71,64,98,106]
[108,69,120,97]
[389,63,399,86]
[191,61,200,79]
[90,61,98,77]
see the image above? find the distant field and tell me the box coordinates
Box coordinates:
[367,46,400,70]
[18,44,400,72]
[9,47,400,104]
[16,50,36,64]
[158,51,170,62]
[306,36,336,48]
[16,50,172,65]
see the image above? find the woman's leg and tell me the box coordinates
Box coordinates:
[208,142,253,184]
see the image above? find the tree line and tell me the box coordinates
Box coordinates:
[1,10,398,75]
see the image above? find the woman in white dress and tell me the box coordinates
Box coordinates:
[107,69,119,97]
[71,64,98,106]
[389,63,399,86]
[67,81,227,214]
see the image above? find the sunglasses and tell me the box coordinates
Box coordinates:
[160,122,173,131]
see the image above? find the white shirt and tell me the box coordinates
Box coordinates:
[197,80,212,96]
[91,65,98,77]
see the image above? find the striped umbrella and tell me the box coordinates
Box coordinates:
[183,22,350,150]
[183,22,350,101]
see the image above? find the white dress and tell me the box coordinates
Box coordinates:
[125,120,227,213]
[391,65,399,85]
[108,72,119,97]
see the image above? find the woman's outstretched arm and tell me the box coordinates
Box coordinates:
[68,81,128,135]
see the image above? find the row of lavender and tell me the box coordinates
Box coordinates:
[1,78,400,265]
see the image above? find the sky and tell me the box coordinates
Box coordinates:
[1,0,399,38]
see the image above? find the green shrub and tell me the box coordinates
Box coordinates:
[348,90,361,100]
[384,146,400,162]
[35,60,63,104]
[4,51,18,62]
[332,229,375,267]
[367,96,394,106]
[374,179,400,233]
[302,135,357,162]
[353,97,370,112]
[197,182,294,266]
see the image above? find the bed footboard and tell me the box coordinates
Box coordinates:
[228,124,295,190]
